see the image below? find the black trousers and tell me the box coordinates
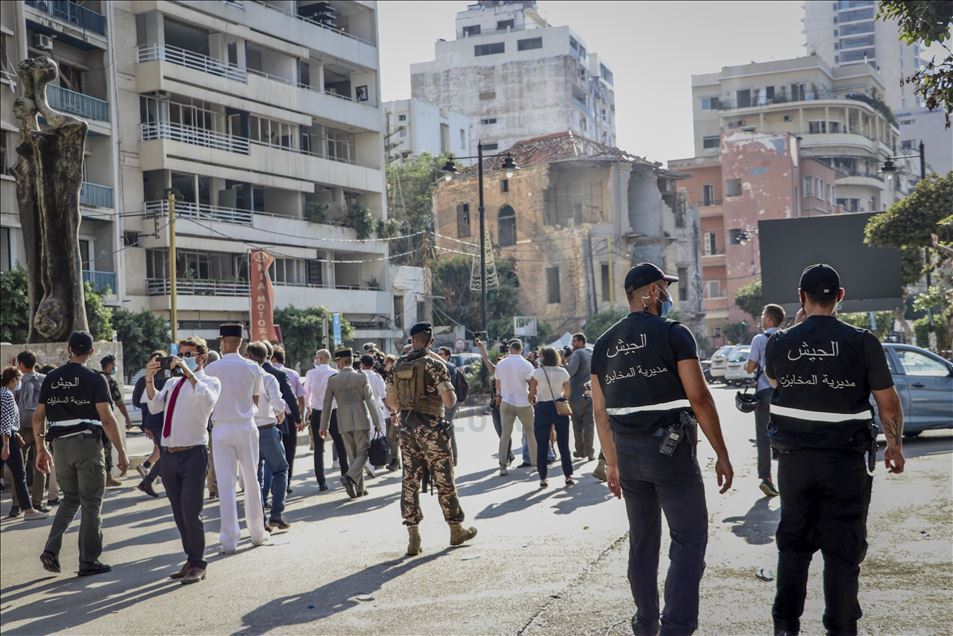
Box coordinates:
[280,420,297,488]
[310,409,347,487]
[773,449,872,636]
[4,434,32,512]
[160,445,208,568]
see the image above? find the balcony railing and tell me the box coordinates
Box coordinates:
[718,90,836,110]
[251,0,376,46]
[147,278,250,297]
[80,181,113,208]
[137,43,247,83]
[247,67,295,86]
[145,199,254,226]
[47,84,109,122]
[140,121,251,154]
[83,269,116,293]
[25,0,107,37]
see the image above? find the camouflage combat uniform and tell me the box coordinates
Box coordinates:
[387,348,465,526]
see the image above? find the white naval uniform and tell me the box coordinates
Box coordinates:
[205,352,269,551]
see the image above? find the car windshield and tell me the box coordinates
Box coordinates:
[728,348,750,362]
[713,346,733,359]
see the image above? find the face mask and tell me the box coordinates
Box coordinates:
[14,381,22,392]
[184,357,198,372]
[658,288,674,318]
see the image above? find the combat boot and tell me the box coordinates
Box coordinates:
[406,525,422,556]
[592,458,607,482]
[449,523,477,546]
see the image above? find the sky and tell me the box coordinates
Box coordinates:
[378,1,807,165]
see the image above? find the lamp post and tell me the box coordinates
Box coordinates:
[441,144,518,341]
[881,141,935,351]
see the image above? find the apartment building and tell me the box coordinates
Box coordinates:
[2,0,418,352]
[383,98,471,164]
[410,0,616,153]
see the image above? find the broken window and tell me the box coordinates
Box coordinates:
[546,266,561,304]
[498,205,516,247]
[703,232,717,255]
[479,90,496,101]
[475,42,505,56]
[736,89,751,108]
[457,203,471,238]
[725,178,742,197]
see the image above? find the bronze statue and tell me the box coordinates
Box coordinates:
[12,56,89,342]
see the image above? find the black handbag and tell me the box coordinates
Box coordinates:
[369,429,390,467]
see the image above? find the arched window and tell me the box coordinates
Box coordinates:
[498,205,516,247]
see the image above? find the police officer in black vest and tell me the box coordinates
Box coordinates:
[765,264,904,636]
[591,263,733,636]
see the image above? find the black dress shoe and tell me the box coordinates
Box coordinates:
[138,481,159,498]
[40,551,61,573]
[286,487,293,494]
[517,462,532,468]
[340,475,358,498]
[78,561,112,576]
[318,483,329,491]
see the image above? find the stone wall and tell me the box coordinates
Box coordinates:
[1,341,124,378]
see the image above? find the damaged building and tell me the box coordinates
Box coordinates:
[433,131,704,337]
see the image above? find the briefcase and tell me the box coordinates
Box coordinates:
[369,429,391,467]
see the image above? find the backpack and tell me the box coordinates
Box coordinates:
[453,367,469,403]
[16,372,45,428]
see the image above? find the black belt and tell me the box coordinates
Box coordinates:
[163,444,203,453]
[258,423,276,430]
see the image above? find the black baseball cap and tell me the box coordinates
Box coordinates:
[799,263,841,297]
[68,331,94,354]
[624,262,678,293]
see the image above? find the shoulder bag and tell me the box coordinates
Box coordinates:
[542,368,572,417]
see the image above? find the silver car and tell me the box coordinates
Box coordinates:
[709,345,739,381]
[873,344,953,437]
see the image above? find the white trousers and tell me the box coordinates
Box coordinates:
[212,421,267,550]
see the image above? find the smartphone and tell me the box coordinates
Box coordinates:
[498,343,507,354]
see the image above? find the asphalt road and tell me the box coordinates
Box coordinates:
[1,386,950,635]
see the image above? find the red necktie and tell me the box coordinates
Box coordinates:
[162,378,188,438]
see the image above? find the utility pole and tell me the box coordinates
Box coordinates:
[166,190,178,343]
[919,141,936,352]
[422,231,433,323]
[607,235,615,307]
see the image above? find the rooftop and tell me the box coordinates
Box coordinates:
[461,131,659,173]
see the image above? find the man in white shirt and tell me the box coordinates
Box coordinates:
[203,324,270,554]
[495,340,537,476]
[304,349,340,491]
[246,342,292,531]
[145,336,221,585]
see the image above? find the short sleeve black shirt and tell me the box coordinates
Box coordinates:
[40,363,111,423]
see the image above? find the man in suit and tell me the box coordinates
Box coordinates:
[260,342,300,497]
[320,348,382,499]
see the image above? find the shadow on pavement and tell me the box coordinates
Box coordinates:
[475,487,556,519]
[722,497,779,546]
[885,433,952,460]
[233,549,452,634]
[550,478,614,515]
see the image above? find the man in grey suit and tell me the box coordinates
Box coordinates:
[320,348,382,499]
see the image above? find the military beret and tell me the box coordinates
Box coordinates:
[334,348,353,359]
[219,324,243,338]
[409,322,433,336]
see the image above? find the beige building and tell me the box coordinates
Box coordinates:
[2,0,419,352]
[433,131,703,337]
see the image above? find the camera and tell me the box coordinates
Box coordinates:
[158,356,183,378]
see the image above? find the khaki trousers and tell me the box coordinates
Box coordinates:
[500,402,536,467]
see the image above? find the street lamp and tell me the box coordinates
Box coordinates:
[442,144,519,342]
[881,141,936,351]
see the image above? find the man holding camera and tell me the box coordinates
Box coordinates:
[145,337,221,584]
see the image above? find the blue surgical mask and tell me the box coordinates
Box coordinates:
[184,357,198,371]
[14,381,22,392]
[658,288,674,318]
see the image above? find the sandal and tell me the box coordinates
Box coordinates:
[40,551,61,573]
[565,477,576,487]
[539,480,548,489]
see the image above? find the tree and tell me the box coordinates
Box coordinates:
[111,308,170,380]
[83,282,113,342]
[722,321,751,345]
[0,266,30,343]
[878,0,953,126]
[432,255,521,341]
[273,305,353,373]
[733,279,763,322]
[582,308,627,343]
[386,152,453,266]
[865,172,953,284]
[838,311,895,341]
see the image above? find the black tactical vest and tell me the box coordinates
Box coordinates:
[595,312,691,436]
[767,315,875,451]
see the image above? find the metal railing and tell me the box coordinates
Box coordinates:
[137,43,247,83]
[79,181,113,208]
[140,121,251,154]
[82,270,116,293]
[251,1,376,46]
[25,0,107,37]
[145,199,254,226]
[147,278,250,297]
[222,0,244,7]
[718,91,836,110]
[246,67,295,86]
[47,84,109,122]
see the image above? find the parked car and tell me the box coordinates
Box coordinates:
[724,346,754,385]
[709,345,739,381]
[700,358,714,383]
[871,344,953,437]
[450,353,482,375]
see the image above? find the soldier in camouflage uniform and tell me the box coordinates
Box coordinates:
[386,322,477,555]
[98,355,131,487]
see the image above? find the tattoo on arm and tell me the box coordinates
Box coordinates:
[882,414,903,445]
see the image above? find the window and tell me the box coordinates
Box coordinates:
[725,178,742,197]
[393,295,404,331]
[829,121,842,133]
[460,129,466,147]
[271,258,307,286]
[462,25,481,36]
[123,231,139,247]
[728,228,747,245]
[703,135,720,150]
[500,179,509,193]
[456,203,471,238]
[479,90,496,101]
[600,263,610,302]
[803,176,814,197]
[840,47,876,63]
[498,205,516,247]
[398,114,406,122]
[0,226,9,272]
[809,120,827,134]
[517,36,542,51]
[546,266,561,304]
[895,349,949,377]
[482,143,499,151]
[765,86,775,102]
[307,260,323,286]
[790,83,806,101]
[703,232,717,256]
[677,267,688,302]
[706,280,722,298]
[480,118,497,125]
[736,89,751,108]
[600,63,614,85]
[700,96,720,111]
[475,42,505,56]
[702,184,716,206]
[497,19,514,31]
[837,197,860,212]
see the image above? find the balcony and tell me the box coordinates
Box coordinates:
[145,199,253,225]
[24,0,107,37]
[147,278,249,297]
[717,90,835,111]
[140,122,250,154]
[83,269,116,293]
[250,0,375,46]
[47,84,109,123]
[80,181,113,208]
[137,44,247,83]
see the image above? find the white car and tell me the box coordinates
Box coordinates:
[709,345,739,380]
[724,346,755,385]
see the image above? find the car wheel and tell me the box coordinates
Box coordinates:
[903,431,922,439]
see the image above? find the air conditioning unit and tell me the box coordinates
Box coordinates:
[33,34,54,51]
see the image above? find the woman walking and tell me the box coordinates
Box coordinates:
[528,348,574,488]
[1,366,49,520]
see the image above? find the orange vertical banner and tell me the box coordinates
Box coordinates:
[249,249,278,342]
